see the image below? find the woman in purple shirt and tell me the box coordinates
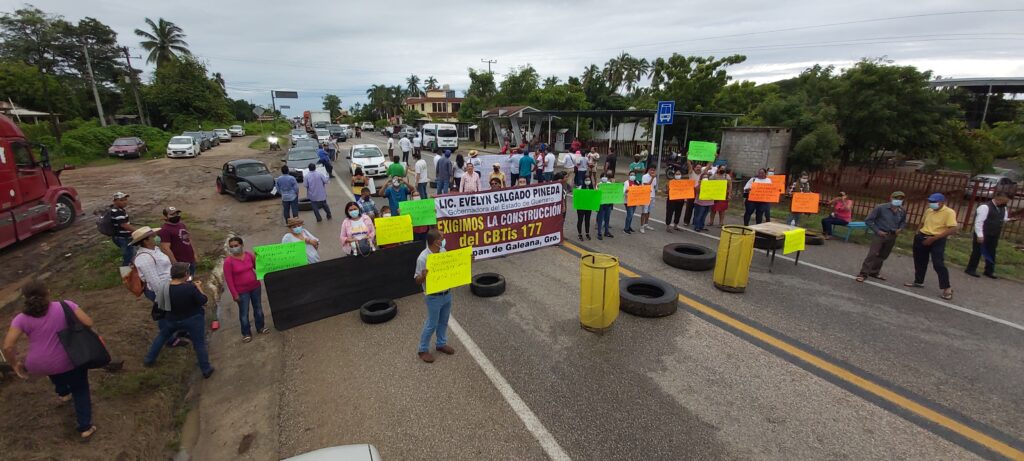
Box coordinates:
[3,280,98,440]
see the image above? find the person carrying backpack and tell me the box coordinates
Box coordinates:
[99,192,137,266]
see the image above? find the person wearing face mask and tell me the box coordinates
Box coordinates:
[692,173,715,232]
[743,168,774,225]
[856,191,907,283]
[378,177,411,216]
[821,192,853,239]
[628,155,646,186]
[623,172,641,233]
[157,206,198,276]
[413,229,455,363]
[595,171,616,240]
[282,217,320,264]
[708,168,732,227]
[436,149,455,194]
[639,167,657,232]
[786,172,812,226]
[340,201,377,256]
[965,191,1016,279]
[665,172,687,233]
[223,236,267,342]
[576,176,595,240]
[905,193,958,300]
[131,226,172,311]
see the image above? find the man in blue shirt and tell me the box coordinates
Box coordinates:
[436,150,454,195]
[304,163,332,222]
[275,166,300,224]
[317,146,334,178]
[379,177,411,215]
[518,151,536,185]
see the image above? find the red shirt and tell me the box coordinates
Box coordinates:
[223,252,260,298]
[157,221,196,263]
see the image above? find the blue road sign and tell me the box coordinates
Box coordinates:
[657,100,675,125]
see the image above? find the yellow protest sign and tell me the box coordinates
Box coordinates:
[626,185,652,206]
[668,179,695,200]
[374,214,413,245]
[790,192,820,213]
[698,179,727,200]
[783,228,805,254]
[425,246,473,294]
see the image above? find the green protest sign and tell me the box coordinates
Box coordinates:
[398,198,437,226]
[573,189,601,211]
[599,182,625,204]
[688,141,717,162]
[254,241,308,280]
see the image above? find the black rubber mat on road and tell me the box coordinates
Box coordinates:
[266,243,423,330]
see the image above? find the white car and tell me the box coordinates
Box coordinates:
[228,125,246,137]
[360,122,374,131]
[291,129,310,143]
[339,124,355,138]
[214,128,232,141]
[315,128,331,144]
[166,136,200,158]
[283,444,381,461]
[349,144,387,177]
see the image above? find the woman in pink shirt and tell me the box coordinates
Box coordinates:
[223,236,267,342]
[459,163,483,193]
[3,280,97,440]
[340,202,377,256]
[821,191,854,239]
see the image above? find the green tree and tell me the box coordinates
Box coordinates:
[145,56,230,130]
[0,6,70,135]
[228,98,255,122]
[134,18,191,68]
[424,76,438,90]
[649,54,747,143]
[0,60,78,117]
[406,74,422,97]
[528,83,588,111]
[496,65,539,105]
[322,93,342,120]
[457,68,498,122]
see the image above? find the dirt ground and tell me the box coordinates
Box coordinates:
[0,136,280,459]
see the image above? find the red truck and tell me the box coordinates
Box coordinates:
[0,114,82,250]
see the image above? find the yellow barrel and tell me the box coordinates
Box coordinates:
[713,225,756,293]
[580,253,620,332]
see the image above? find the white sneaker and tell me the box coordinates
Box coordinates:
[645,224,654,230]
[640,227,645,234]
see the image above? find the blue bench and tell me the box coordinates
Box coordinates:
[840,221,869,242]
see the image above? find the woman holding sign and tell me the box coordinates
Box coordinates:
[223,237,266,343]
[692,173,715,232]
[743,169,774,226]
[340,202,377,256]
[708,168,732,227]
[282,217,320,263]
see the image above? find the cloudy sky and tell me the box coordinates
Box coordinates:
[6,0,1023,117]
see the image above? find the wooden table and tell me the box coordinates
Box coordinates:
[746,222,802,272]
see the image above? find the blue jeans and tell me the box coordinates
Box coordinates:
[597,205,612,235]
[574,170,587,187]
[417,182,429,199]
[624,206,636,231]
[49,367,92,432]
[112,236,135,266]
[821,216,849,236]
[523,174,532,185]
[282,199,299,223]
[743,200,770,225]
[437,179,450,195]
[692,205,711,231]
[311,200,332,221]
[237,288,265,337]
[419,291,452,353]
[144,313,212,375]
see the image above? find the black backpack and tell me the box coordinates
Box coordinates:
[96,207,115,236]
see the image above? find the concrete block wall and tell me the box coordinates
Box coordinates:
[720,127,792,178]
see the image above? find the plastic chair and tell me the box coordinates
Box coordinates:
[841,221,868,242]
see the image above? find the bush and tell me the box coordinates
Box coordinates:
[57,123,173,164]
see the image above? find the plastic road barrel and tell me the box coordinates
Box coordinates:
[580,253,620,332]
[713,225,755,293]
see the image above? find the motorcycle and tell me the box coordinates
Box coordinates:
[267,134,280,151]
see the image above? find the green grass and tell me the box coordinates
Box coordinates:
[71,243,124,291]
[96,348,191,398]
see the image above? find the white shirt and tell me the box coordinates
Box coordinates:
[282,230,320,264]
[134,246,172,291]
[974,203,1009,237]
[415,159,428,184]
[399,137,412,152]
[413,137,422,148]
[387,138,394,149]
[574,153,587,169]
[544,153,556,172]
[469,157,482,171]
[642,174,657,197]
[743,177,773,191]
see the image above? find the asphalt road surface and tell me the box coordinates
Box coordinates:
[192,133,1024,461]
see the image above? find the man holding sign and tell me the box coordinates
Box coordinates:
[413,229,455,363]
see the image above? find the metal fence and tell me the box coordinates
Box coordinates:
[808,169,1023,241]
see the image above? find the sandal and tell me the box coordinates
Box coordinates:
[259,328,270,334]
[79,425,97,442]
[904,282,923,288]
[941,289,953,300]
[868,274,887,281]
[242,336,252,343]
[855,275,866,283]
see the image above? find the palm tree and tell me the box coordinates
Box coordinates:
[212,72,226,95]
[365,84,388,119]
[623,57,650,93]
[543,76,560,88]
[406,74,422,97]
[134,18,191,67]
[424,76,438,90]
[581,64,601,87]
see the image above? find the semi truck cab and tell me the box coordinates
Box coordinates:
[0,114,82,249]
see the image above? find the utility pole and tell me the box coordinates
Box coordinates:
[82,43,107,126]
[120,46,148,126]
[481,58,496,74]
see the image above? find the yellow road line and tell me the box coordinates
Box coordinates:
[560,241,1024,460]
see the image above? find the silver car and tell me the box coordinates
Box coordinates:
[964,174,1020,200]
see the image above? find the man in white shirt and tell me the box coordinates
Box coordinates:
[743,168,774,225]
[399,136,413,164]
[639,167,657,232]
[542,149,556,181]
[413,134,422,157]
[413,151,429,199]
[387,136,395,160]
[509,149,524,185]
[965,191,1014,278]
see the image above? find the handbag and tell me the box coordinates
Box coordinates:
[354,238,373,257]
[122,252,156,297]
[57,301,111,370]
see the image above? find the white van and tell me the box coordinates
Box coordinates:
[420,123,459,153]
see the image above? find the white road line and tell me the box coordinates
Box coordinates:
[332,162,571,460]
[610,206,1024,333]
[448,317,572,461]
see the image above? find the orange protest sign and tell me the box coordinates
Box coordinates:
[627,185,652,206]
[790,192,820,213]
[668,180,695,200]
[769,175,786,193]
[748,182,780,203]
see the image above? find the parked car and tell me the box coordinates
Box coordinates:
[397,125,416,139]
[339,124,355,138]
[328,125,348,141]
[167,135,201,158]
[348,144,387,177]
[108,137,148,158]
[292,138,320,150]
[216,159,276,202]
[285,147,322,183]
[290,129,309,143]
[204,131,221,147]
[360,122,374,131]
[182,131,211,151]
[315,128,331,144]
[228,125,246,137]
[964,174,1021,199]
[214,128,232,141]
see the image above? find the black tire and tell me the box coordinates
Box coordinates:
[298,198,313,211]
[471,273,506,297]
[234,183,251,202]
[53,195,76,230]
[805,230,825,246]
[754,234,783,250]
[619,277,678,318]
[662,243,715,271]
[360,299,397,324]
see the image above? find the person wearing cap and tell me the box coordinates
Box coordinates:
[821,192,853,239]
[489,163,505,188]
[856,191,907,282]
[275,166,300,224]
[281,218,320,264]
[905,193,958,300]
[468,149,482,172]
[965,191,1015,279]
[157,207,198,276]
[131,226,172,310]
[436,150,455,194]
[110,192,137,266]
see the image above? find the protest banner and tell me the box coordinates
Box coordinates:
[626,185,652,206]
[599,182,625,204]
[769,175,787,194]
[698,179,727,200]
[784,228,806,254]
[374,214,414,245]
[687,141,717,162]
[791,192,820,213]
[573,189,601,211]
[748,182,781,203]
[254,241,308,280]
[669,179,695,200]
[425,246,473,294]
[400,198,438,226]
[434,182,565,260]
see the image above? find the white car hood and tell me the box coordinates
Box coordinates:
[353,156,385,167]
[168,143,193,149]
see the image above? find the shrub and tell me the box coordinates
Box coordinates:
[58,123,173,163]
